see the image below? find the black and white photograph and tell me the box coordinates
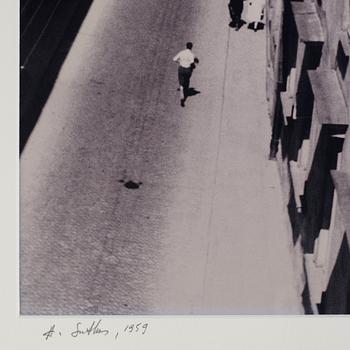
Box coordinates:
[18,0,350,318]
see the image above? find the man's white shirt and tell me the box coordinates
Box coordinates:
[173,49,195,68]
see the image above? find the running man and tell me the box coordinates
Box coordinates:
[173,42,199,107]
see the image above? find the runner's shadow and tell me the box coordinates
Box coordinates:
[186,88,201,97]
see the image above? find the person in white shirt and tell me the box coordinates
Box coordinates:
[173,42,199,107]
[246,0,265,32]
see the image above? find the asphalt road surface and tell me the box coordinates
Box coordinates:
[20,0,303,314]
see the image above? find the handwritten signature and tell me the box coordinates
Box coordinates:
[43,324,60,340]
[71,319,109,338]
[43,321,149,341]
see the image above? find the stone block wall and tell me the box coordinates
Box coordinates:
[266,0,350,314]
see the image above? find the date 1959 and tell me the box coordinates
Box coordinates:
[42,320,149,341]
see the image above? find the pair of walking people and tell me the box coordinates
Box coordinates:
[229,0,265,32]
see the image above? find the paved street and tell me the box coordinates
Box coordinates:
[20,0,303,314]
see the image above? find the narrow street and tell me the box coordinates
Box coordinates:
[20,0,303,314]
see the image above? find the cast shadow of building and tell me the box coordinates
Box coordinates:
[20,0,94,153]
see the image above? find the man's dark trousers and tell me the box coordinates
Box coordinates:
[228,0,244,28]
[178,66,193,98]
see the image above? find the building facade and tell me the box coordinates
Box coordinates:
[266,0,350,313]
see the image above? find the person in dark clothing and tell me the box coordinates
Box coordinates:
[228,0,244,31]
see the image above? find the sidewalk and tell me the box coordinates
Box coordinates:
[151,3,304,314]
[203,25,304,313]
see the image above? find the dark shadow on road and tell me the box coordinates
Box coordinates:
[119,179,143,189]
[186,88,201,98]
[20,0,94,153]
[247,22,265,32]
[183,88,201,106]
[229,19,246,30]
